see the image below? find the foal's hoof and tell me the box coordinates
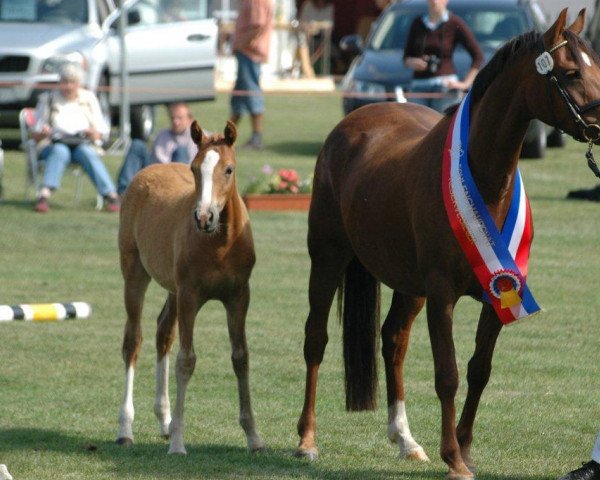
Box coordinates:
[405,447,430,462]
[294,448,319,461]
[249,439,266,453]
[115,437,134,447]
[446,468,475,480]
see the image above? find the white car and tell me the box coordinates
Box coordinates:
[0,0,217,140]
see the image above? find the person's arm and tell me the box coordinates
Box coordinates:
[151,130,173,164]
[403,20,429,73]
[30,93,52,142]
[446,18,484,91]
[83,89,109,144]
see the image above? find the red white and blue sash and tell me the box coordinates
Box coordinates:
[442,92,540,324]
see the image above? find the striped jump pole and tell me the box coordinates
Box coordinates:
[0,302,91,322]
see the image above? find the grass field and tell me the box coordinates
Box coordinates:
[0,93,599,480]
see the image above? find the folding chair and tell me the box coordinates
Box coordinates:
[19,108,103,209]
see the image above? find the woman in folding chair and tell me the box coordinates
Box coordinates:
[31,63,120,213]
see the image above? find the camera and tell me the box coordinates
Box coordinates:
[427,55,441,74]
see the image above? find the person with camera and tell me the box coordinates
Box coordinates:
[403,0,483,112]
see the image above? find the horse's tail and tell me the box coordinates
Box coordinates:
[338,256,380,411]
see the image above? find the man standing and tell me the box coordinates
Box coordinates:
[230,0,273,150]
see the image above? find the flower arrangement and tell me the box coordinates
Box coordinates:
[243,165,312,195]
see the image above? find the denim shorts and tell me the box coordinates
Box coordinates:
[230,52,265,116]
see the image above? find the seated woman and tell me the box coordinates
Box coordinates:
[31,63,120,213]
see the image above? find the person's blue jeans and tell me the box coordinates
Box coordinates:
[230,51,264,116]
[117,139,189,195]
[409,75,462,113]
[39,142,116,197]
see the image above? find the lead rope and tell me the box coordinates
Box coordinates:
[586,141,600,178]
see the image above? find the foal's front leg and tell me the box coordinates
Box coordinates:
[168,289,201,455]
[224,283,264,452]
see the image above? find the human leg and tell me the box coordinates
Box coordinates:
[35,143,72,212]
[171,146,189,164]
[72,144,120,211]
[117,139,151,195]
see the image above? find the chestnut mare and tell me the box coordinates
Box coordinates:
[295,9,600,479]
[116,121,264,455]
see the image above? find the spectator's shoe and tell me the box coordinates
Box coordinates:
[105,195,120,213]
[34,196,50,213]
[242,135,264,151]
[558,461,600,480]
[566,185,600,201]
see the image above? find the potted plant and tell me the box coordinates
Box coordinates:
[242,165,312,211]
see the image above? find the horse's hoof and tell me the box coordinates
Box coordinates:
[116,437,134,447]
[294,448,318,461]
[405,447,430,462]
[249,439,266,453]
[168,447,187,455]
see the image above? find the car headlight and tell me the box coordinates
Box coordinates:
[346,80,386,99]
[41,52,87,76]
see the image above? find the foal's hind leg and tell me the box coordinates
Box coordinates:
[117,252,151,445]
[456,303,503,471]
[224,283,264,452]
[382,291,429,461]
[154,293,178,438]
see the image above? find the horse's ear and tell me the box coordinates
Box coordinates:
[567,9,586,35]
[190,120,205,146]
[543,8,569,47]
[224,120,237,147]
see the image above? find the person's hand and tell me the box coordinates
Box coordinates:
[405,56,429,72]
[84,128,101,142]
[444,79,469,91]
[31,124,51,142]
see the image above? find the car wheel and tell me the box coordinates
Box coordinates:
[547,128,567,148]
[521,125,546,159]
[130,105,154,141]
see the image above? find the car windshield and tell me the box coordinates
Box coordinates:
[0,0,88,24]
[369,7,530,51]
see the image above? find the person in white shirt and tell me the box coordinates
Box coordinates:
[32,63,120,213]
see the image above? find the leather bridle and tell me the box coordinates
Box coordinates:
[536,38,600,177]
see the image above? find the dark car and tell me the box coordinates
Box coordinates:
[340,0,565,158]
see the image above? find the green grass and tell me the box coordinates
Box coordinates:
[0,93,599,479]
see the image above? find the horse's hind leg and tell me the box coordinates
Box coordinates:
[224,283,264,452]
[116,251,151,445]
[456,303,502,471]
[296,221,353,460]
[382,291,429,461]
[154,293,178,438]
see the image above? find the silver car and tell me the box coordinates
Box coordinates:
[0,0,217,140]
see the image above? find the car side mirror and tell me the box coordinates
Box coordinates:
[339,34,364,55]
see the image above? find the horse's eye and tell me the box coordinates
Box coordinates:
[565,69,582,80]
[225,165,234,176]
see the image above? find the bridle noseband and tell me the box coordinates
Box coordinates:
[536,38,600,177]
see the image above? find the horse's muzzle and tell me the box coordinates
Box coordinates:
[193,208,219,233]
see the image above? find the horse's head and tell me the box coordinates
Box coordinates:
[190,120,237,233]
[529,8,600,144]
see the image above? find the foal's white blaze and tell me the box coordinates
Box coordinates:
[581,50,592,68]
[387,400,430,461]
[117,366,135,440]
[199,149,220,214]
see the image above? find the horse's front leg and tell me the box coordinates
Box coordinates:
[426,274,473,480]
[154,293,178,438]
[224,283,264,452]
[382,291,429,461]
[168,289,201,455]
[456,303,503,471]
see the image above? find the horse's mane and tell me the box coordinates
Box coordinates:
[445,29,600,116]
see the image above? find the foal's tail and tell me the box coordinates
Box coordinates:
[338,256,381,411]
